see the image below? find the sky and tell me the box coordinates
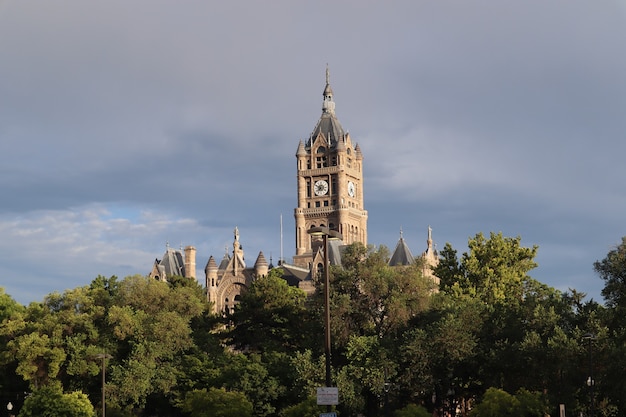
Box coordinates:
[1,0,625,305]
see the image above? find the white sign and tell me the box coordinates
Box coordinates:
[316,387,339,405]
[320,413,337,417]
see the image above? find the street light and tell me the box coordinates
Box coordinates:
[308,226,342,413]
[582,333,596,417]
[6,402,13,417]
[95,352,112,417]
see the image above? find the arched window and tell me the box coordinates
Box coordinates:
[317,263,324,279]
[317,146,326,154]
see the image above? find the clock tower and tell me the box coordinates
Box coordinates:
[293,68,368,267]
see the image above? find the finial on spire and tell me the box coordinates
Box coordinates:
[326,64,330,85]
[399,226,403,238]
[322,65,335,115]
[427,226,433,249]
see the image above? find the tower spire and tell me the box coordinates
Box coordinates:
[322,65,335,115]
[326,63,330,85]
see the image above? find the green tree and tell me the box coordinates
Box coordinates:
[19,384,95,417]
[470,387,545,417]
[105,275,206,410]
[438,232,538,305]
[227,269,311,353]
[595,236,626,312]
[470,387,519,417]
[1,286,104,390]
[182,388,253,417]
[327,243,433,416]
[280,396,319,417]
[332,243,433,343]
[393,403,430,417]
[593,237,626,413]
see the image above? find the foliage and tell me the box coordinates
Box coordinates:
[226,269,311,353]
[279,396,319,417]
[435,232,538,305]
[332,243,433,343]
[470,387,519,417]
[19,384,95,417]
[595,236,626,311]
[182,388,253,417]
[393,403,431,417]
[470,387,545,417]
[3,231,626,415]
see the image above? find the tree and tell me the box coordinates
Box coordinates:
[327,243,433,416]
[332,243,433,343]
[593,237,626,413]
[19,384,95,417]
[470,387,545,417]
[280,396,319,417]
[226,269,311,353]
[105,275,206,410]
[444,232,538,305]
[220,353,282,417]
[470,387,519,417]
[182,388,253,417]
[393,403,430,417]
[594,236,626,313]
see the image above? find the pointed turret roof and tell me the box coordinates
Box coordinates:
[296,140,307,156]
[254,251,268,269]
[205,256,218,274]
[355,143,363,160]
[389,229,415,266]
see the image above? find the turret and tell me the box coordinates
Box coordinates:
[184,245,196,279]
[254,251,269,277]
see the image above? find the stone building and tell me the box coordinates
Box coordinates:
[292,67,368,268]
[205,227,270,314]
[149,243,196,281]
[149,69,439,314]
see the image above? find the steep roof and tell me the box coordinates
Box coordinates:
[309,67,346,148]
[159,247,186,277]
[389,232,415,266]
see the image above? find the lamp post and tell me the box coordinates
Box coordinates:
[308,226,342,413]
[95,352,112,417]
[582,333,596,417]
[6,402,12,417]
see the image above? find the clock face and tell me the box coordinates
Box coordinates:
[348,181,355,197]
[314,180,329,196]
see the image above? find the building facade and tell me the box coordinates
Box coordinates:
[149,69,439,314]
[293,68,368,268]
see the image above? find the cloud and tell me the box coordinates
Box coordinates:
[0,0,624,304]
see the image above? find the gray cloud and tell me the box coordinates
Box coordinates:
[0,0,623,303]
